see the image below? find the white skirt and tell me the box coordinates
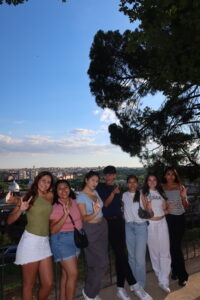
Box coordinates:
[15,230,52,265]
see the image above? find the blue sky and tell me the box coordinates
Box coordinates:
[0,0,162,168]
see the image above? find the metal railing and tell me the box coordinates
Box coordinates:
[0,211,200,300]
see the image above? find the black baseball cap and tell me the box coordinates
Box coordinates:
[103,165,117,174]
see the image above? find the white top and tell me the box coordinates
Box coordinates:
[147,190,165,217]
[122,191,145,223]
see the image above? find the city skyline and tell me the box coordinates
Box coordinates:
[0,0,163,168]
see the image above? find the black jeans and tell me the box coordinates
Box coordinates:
[166,214,188,281]
[107,217,136,287]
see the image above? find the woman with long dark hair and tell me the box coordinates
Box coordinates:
[7,171,54,300]
[162,167,189,287]
[142,174,171,293]
[77,171,108,300]
[122,175,153,300]
[50,179,82,300]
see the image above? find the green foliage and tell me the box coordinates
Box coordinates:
[184,227,200,242]
[0,182,9,190]
[88,0,200,178]
[0,232,12,246]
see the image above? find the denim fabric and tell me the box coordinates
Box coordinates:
[107,217,136,287]
[125,221,148,287]
[50,231,80,262]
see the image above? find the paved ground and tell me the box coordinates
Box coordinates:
[3,255,200,300]
[77,256,200,300]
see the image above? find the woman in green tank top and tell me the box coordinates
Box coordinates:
[7,171,54,300]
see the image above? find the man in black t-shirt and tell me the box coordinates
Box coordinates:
[96,166,137,300]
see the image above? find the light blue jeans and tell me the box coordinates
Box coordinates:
[125,221,148,287]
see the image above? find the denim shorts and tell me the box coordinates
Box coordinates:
[50,231,80,262]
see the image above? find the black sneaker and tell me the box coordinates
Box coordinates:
[178,280,187,287]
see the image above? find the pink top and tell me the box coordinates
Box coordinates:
[50,199,82,232]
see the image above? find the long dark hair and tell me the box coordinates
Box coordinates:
[53,179,76,205]
[23,171,54,204]
[82,170,100,189]
[162,167,181,184]
[142,173,167,200]
[126,175,140,202]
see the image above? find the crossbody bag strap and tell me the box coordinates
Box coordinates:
[69,214,75,227]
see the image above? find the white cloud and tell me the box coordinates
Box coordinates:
[13,120,25,125]
[93,110,100,115]
[68,128,99,137]
[100,125,108,131]
[0,133,114,156]
[100,108,119,124]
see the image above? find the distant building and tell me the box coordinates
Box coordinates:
[27,178,33,188]
[57,174,75,180]
[18,169,28,180]
[30,166,38,180]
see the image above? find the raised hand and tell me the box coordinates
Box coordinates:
[113,184,120,194]
[19,196,32,212]
[63,203,70,216]
[180,185,187,198]
[93,202,101,215]
[6,191,17,203]
[146,199,152,210]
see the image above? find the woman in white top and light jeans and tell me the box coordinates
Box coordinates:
[142,174,171,294]
[123,175,151,288]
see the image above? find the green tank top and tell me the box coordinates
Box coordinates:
[26,196,52,236]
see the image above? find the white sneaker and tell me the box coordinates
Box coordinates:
[134,287,153,300]
[95,295,102,300]
[117,287,132,300]
[82,289,95,300]
[158,283,170,293]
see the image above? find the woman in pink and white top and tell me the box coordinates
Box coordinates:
[50,180,82,300]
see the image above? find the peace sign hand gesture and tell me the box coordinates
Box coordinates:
[180,185,187,199]
[63,203,70,216]
[146,198,152,210]
[19,196,32,212]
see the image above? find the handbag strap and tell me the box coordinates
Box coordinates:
[69,214,75,227]
[133,190,140,203]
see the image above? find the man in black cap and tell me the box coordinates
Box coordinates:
[96,166,151,300]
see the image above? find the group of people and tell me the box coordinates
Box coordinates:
[7,165,189,300]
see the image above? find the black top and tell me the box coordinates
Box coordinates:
[96,183,122,218]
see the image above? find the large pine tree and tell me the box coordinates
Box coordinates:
[88,0,200,177]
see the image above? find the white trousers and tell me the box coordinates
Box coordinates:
[147,217,171,286]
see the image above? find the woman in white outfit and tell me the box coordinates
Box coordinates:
[142,174,171,293]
